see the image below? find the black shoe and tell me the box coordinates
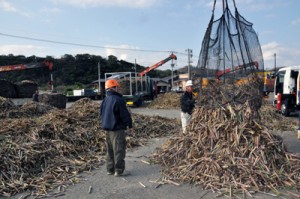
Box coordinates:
[107,171,114,175]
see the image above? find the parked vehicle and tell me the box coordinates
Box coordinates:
[171,86,183,93]
[273,66,300,116]
[67,88,100,101]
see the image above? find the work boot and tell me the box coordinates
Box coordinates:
[107,170,114,175]
[114,171,130,177]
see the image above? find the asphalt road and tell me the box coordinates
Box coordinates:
[67,100,181,120]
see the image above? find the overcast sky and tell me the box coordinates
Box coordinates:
[0,0,299,70]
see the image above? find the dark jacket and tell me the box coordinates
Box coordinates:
[100,90,133,131]
[180,91,195,115]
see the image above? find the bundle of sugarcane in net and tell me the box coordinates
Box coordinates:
[148,92,181,109]
[15,80,38,98]
[0,79,17,98]
[39,93,67,109]
[151,104,300,196]
[197,0,264,106]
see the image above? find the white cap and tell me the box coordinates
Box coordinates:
[186,80,193,87]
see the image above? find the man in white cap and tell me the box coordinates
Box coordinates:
[180,80,195,134]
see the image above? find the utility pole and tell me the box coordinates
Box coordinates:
[274,53,277,72]
[98,61,101,94]
[171,55,175,89]
[50,73,54,92]
[135,59,138,93]
[186,49,193,80]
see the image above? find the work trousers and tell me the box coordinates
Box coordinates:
[181,112,191,134]
[105,129,126,174]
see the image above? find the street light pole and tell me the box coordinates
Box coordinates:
[186,49,193,80]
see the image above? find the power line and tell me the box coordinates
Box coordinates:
[0,32,189,55]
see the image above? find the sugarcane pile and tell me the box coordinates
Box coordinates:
[0,98,180,197]
[0,96,15,110]
[148,92,181,109]
[259,102,298,131]
[118,78,147,95]
[151,79,300,197]
[198,77,264,112]
[0,101,106,197]
[127,114,180,148]
[0,97,56,119]
[39,93,67,109]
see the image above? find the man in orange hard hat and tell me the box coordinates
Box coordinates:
[100,79,133,177]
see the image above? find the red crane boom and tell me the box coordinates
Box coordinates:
[216,61,258,79]
[0,60,53,72]
[138,53,177,77]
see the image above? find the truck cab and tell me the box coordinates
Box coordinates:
[274,66,300,116]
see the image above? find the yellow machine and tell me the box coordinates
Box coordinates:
[192,91,198,99]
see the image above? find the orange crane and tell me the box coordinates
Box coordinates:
[0,60,53,72]
[138,53,177,76]
[0,60,54,91]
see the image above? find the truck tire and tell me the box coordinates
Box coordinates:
[281,100,290,116]
[135,98,143,107]
[264,91,269,96]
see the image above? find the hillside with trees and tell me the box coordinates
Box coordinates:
[0,54,172,91]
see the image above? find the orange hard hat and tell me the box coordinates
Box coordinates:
[105,79,120,89]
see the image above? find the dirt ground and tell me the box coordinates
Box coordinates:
[8,101,300,199]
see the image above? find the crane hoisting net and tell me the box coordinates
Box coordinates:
[197,0,264,111]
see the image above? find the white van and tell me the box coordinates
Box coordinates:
[273,66,300,116]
